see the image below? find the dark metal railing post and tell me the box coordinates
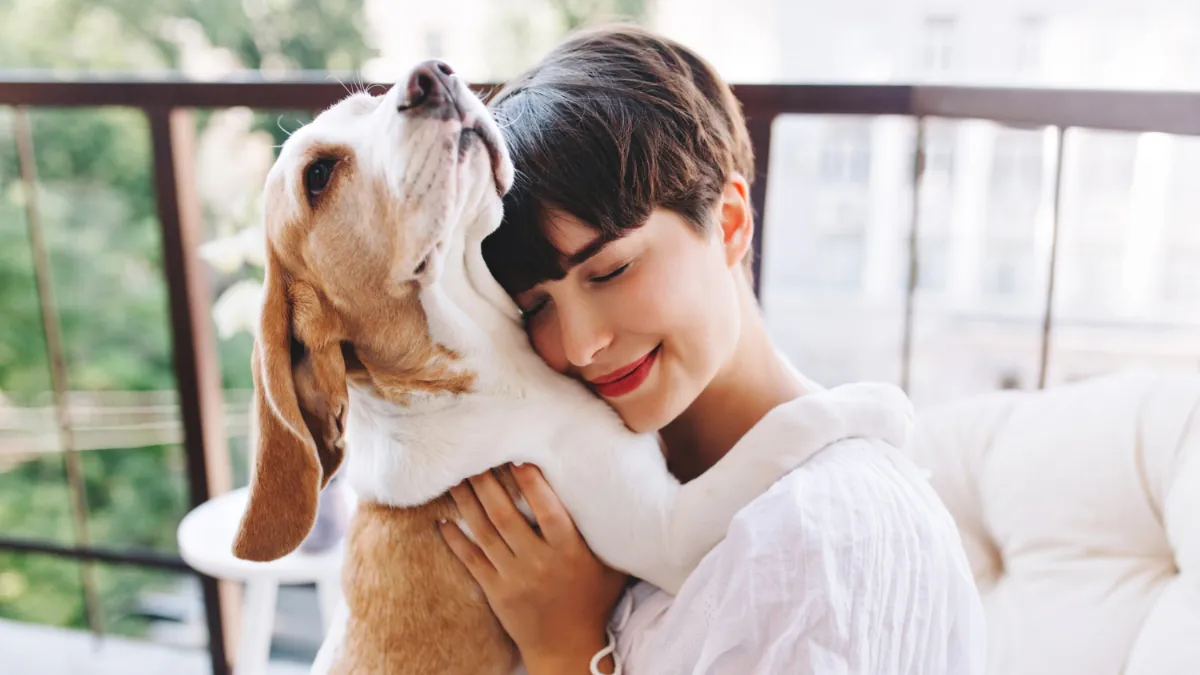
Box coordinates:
[900,118,927,393]
[1038,127,1068,389]
[745,113,776,298]
[146,105,235,675]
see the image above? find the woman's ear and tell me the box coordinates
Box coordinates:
[718,172,754,269]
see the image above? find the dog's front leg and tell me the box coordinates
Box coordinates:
[558,383,909,595]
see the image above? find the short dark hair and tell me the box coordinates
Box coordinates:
[481,25,755,296]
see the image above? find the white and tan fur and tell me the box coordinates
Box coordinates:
[232,63,870,674]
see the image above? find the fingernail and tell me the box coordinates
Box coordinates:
[438,519,448,524]
[513,461,525,467]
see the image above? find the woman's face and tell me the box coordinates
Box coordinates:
[514,194,748,433]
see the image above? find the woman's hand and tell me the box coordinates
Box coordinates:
[439,463,629,674]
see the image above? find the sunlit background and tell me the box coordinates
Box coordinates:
[2,0,1198,673]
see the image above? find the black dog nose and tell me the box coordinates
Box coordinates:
[399,60,455,112]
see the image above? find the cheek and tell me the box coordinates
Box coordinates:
[315,227,391,294]
[527,319,569,374]
[634,249,722,332]
[644,242,740,373]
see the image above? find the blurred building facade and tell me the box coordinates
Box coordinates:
[747,0,1200,403]
[359,0,1200,406]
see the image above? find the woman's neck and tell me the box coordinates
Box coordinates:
[660,279,806,483]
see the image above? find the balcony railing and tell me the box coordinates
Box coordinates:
[2,75,1200,675]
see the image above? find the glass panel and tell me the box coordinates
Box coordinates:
[0,551,83,628]
[0,454,74,544]
[95,563,207,646]
[761,114,916,390]
[1163,136,1200,305]
[907,121,1055,406]
[6,107,191,552]
[80,445,188,553]
[0,554,215,674]
[1045,128,1200,385]
[272,584,325,666]
[0,107,74,544]
[762,118,1200,402]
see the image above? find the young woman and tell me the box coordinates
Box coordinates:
[437,26,986,674]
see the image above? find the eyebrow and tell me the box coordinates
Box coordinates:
[565,236,612,267]
[306,142,353,162]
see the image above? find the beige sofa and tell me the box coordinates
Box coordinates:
[909,372,1200,675]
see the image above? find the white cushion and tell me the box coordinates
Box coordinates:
[909,372,1200,675]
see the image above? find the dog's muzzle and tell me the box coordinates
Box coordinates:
[395,60,507,196]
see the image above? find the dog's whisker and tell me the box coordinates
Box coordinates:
[329,72,354,99]
[275,115,299,138]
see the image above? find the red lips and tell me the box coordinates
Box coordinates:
[589,346,660,398]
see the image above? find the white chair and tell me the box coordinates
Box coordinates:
[178,486,348,675]
[909,371,1200,675]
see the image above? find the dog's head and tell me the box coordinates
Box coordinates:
[232,61,513,562]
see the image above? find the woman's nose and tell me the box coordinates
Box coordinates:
[558,304,611,369]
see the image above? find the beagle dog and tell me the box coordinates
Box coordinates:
[232,60,842,674]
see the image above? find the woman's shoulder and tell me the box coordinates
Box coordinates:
[727,437,962,555]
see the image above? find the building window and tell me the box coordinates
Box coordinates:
[916,237,950,292]
[921,16,957,73]
[1164,249,1200,302]
[816,232,866,291]
[1078,134,1136,195]
[808,196,868,291]
[1063,249,1124,311]
[424,30,445,59]
[982,247,1033,297]
[925,140,956,180]
[1016,15,1044,74]
[990,131,1043,194]
[818,131,871,185]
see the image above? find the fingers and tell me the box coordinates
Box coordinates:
[511,464,578,547]
[449,480,514,568]
[439,520,497,587]
[468,470,542,556]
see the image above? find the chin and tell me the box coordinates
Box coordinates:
[611,389,683,434]
[605,356,700,433]
[621,413,661,435]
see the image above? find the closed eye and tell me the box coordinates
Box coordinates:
[521,297,549,320]
[590,263,629,284]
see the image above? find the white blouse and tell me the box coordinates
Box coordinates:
[606,382,987,674]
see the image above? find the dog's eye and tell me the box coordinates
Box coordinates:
[305,158,338,200]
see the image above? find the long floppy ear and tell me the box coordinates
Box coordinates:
[232,249,348,562]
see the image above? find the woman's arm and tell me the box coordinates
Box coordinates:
[438,463,628,673]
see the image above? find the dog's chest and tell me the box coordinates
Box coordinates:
[341,391,563,507]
